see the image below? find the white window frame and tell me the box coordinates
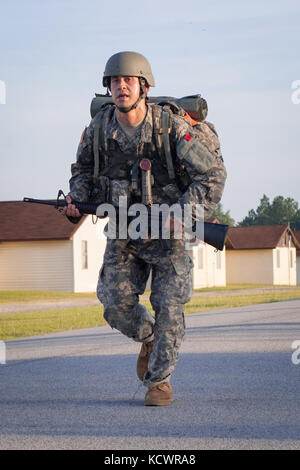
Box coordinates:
[82,240,88,270]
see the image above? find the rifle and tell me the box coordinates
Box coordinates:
[23,190,229,251]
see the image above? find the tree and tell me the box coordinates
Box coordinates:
[238,195,300,230]
[211,203,235,226]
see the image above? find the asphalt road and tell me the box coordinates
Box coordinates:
[0,299,300,450]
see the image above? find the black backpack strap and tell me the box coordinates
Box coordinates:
[162,110,175,181]
[152,104,163,158]
[152,105,176,182]
[93,121,101,184]
[93,105,113,183]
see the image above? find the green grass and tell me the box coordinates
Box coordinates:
[1,284,297,304]
[193,283,299,292]
[1,288,300,341]
[0,305,105,341]
[0,290,97,303]
[184,289,300,313]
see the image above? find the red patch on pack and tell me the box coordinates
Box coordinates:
[184,134,192,141]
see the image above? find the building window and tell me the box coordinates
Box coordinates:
[198,247,204,269]
[216,251,222,270]
[290,250,294,268]
[82,240,88,269]
[276,249,280,269]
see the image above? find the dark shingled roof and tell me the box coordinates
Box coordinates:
[226,225,300,250]
[294,231,300,254]
[0,201,86,241]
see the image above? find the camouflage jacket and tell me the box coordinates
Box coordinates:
[68,103,227,220]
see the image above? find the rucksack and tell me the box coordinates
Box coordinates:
[90,93,209,187]
[90,93,208,121]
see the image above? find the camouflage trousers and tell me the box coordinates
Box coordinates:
[97,238,193,386]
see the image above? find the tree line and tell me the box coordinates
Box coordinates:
[212,195,300,230]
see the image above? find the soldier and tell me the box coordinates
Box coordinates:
[62,51,227,406]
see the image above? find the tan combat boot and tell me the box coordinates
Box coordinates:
[136,340,154,381]
[144,382,173,406]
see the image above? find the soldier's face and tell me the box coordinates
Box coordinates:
[110,76,141,108]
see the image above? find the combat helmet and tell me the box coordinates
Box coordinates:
[103,51,155,113]
[103,51,155,88]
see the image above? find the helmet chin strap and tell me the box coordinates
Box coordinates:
[117,78,147,113]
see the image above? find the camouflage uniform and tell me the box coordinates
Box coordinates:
[68,103,226,386]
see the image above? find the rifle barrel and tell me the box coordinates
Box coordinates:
[23,197,98,215]
[23,197,64,206]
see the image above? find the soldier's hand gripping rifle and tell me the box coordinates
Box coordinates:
[23,189,229,251]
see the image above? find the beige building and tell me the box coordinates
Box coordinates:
[0,201,107,292]
[294,231,300,285]
[188,241,226,288]
[186,217,226,288]
[225,225,300,285]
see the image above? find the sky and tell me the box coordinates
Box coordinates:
[0,0,299,223]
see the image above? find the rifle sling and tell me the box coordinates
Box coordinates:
[162,111,175,181]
